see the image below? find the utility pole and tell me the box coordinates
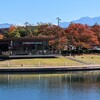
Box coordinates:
[56,17,61,26]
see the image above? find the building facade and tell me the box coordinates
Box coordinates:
[0,36,58,55]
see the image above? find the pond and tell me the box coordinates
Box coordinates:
[0,71,100,100]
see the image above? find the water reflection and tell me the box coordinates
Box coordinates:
[0,71,100,100]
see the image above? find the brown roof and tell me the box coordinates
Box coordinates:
[0,36,56,42]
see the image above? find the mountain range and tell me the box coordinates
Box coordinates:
[0,23,12,28]
[60,16,100,28]
[0,17,100,28]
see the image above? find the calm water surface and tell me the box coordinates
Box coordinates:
[0,71,100,100]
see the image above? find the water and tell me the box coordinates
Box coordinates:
[0,71,100,100]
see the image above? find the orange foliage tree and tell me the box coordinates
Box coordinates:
[37,23,67,50]
[65,23,99,49]
[0,33,4,39]
[91,24,100,45]
[8,25,20,37]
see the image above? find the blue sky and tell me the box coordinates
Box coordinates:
[0,0,100,25]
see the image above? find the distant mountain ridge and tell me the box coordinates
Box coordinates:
[0,23,12,28]
[60,16,100,28]
[1,17,100,28]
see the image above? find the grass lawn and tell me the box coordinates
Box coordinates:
[0,57,82,67]
[74,54,100,64]
[0,54,100,67]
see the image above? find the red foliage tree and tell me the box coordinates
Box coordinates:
[65,23,99,49]
[38,23,67,50]
[91,24,100,45]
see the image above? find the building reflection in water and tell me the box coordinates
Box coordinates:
[0,71,100,90]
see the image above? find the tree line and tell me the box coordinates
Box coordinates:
[1,23,100,52]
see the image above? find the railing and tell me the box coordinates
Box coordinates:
[11,50,60,55]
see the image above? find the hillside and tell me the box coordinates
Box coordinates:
[60,16,100,28]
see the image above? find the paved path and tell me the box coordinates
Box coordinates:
[65,56,92,65]
[0,64,100,73]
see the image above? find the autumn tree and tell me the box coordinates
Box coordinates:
[7,25,20,37]
[91,24,100,45]
[37,23,67,50]
[0,28,9,38]
[0,33,4,39]
[65,23,99,50]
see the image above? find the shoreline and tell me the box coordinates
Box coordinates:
[0,64,100,73]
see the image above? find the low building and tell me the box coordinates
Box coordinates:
[93,45,100,50]
[0,36,59,56]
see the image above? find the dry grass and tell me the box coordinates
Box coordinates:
[74,54,100,64]
[0,54,100,67]
[0,57,82,67]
